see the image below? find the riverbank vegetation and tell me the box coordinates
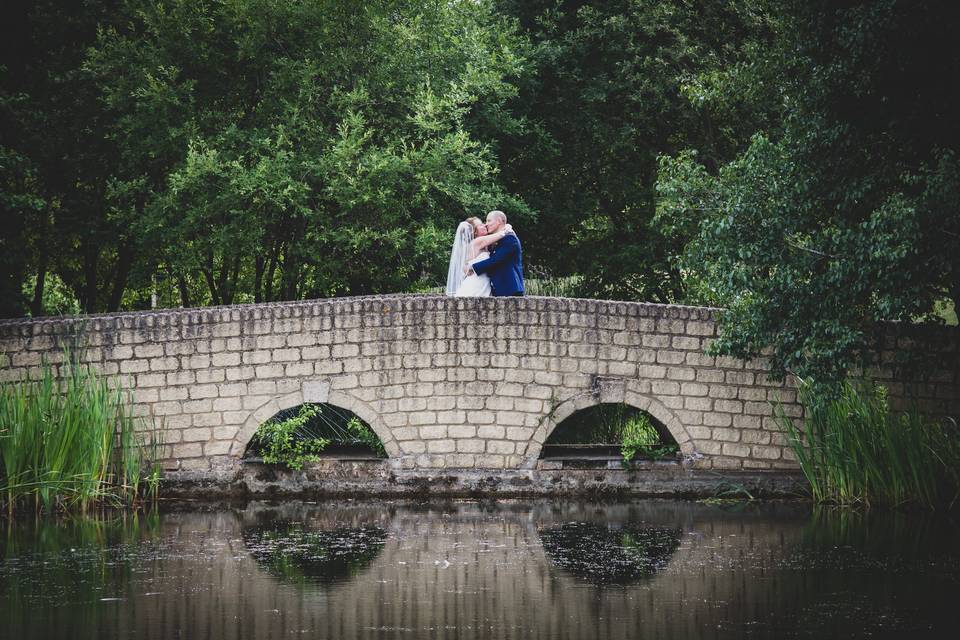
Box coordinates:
[0,355,160,514]
[778,381,960,509]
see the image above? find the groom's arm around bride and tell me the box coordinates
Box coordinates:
[471,211,525,297]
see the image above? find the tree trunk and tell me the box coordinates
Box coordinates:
[254,255,265,303]
[107,241,134,312]
[223,254,241,305]
[171,267,192,308]
[265,242,280,302]
[202,251,222,305]
[30,251,47,317]
[81,239,98,313]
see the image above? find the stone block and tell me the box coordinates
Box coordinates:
[120,359,149,374]
[196,369,226,384]
[222,411,247,425]
[721,442,751,458]
[638,365,667,379]
[172,443,203,459]
[203,440,232,456]
[285,362,314,377]
[252,364,282,379]
[159,387,188,401]
[714,399,743,414]
[487,440,516,455]
[449,425,477,438]
[189,384,219,400]
[656,350,685,365]
[447,454,476,468]
[400,440,426,454]
[703,412,732,427]
[683,396,712,411]
[153,401,182,416]
[477,425,505,439]
[409,412,438,426]
[680,382,709,396]
[427,439,456,454]
[667,366,696,381]
[708,384,738,398]
[468,410,497,425]
[741,429,772,445]
[506,427,532,441]
[651,380,680,395]
[392,427,419,441]
[418,425,446,439]
[744,401,773,416]
[751,445,782,460]
[497,411,527,426]
[436,410,467,425]
[457,439,485,453]
[474,454,506,469]
[213,397,242,412]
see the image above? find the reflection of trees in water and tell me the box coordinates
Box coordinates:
[243,521,387,586]
[538,522,681,585]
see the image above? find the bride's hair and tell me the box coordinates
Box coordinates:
[465,216,484,235]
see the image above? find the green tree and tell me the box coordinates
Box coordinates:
[84,0,532,305]
[656,0,960,385]
[492,0,771,300]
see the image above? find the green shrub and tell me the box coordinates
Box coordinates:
[251,405,330,470]
[776,379,960,508]
[621,414,668,462]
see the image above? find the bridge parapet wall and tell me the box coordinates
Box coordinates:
[1,295,956,474]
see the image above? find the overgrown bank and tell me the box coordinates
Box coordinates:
[0,354,160,515]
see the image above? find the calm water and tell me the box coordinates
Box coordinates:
[1,500,959,639]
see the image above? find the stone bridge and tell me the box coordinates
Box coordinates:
[1,295,956,491]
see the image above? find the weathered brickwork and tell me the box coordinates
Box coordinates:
[0,295,956,475]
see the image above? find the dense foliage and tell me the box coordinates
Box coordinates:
[2,0,958,384]
[655,0,960,383]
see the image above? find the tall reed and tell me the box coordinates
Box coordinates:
[776,380,960,509]
[0,353,160,514]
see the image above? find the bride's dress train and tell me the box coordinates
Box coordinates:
[455,251,492,297]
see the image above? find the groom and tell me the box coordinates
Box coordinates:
[469,210,525,296]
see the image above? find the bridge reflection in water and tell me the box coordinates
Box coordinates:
[2,501,959,639]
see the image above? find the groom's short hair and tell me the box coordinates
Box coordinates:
[488,210,507,224]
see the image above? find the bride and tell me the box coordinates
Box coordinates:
[445,217,512,297]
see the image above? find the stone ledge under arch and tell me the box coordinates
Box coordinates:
[524,380,695,468]
[229,379,400,459]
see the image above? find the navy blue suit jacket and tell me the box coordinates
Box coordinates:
[472,233,524,296]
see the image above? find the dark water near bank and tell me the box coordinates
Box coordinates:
[1,500,959,640]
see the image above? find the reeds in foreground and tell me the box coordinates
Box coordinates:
[0,353,160,515]
[776,380,960,509]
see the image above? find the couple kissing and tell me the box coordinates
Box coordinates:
[445,210,524,298]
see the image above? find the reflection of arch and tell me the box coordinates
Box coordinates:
[538,521,682,585]
[524,379,695,467]
[230,380,400,458]
[242,510,388,586]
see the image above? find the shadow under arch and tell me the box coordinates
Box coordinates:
[229,381,400,459]
[523,380,696,467]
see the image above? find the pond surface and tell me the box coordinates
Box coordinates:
[1,500,959,639]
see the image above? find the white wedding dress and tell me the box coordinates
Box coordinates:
[455,251,492,297]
